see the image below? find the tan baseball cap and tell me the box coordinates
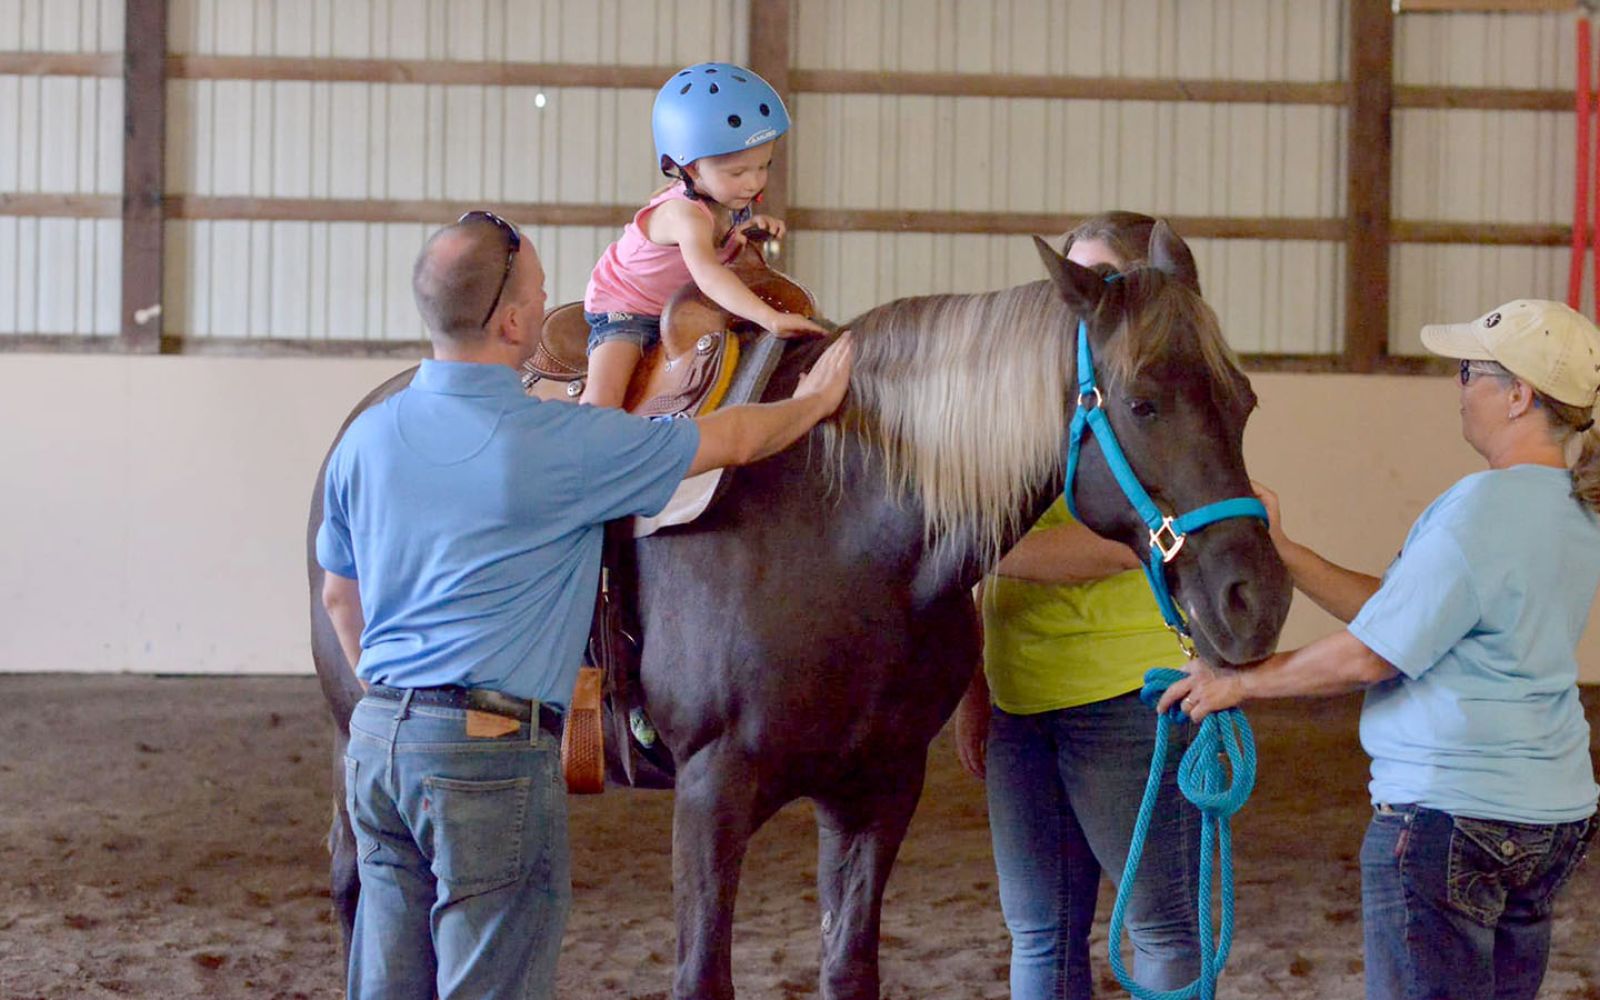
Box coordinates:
[1420,299,1600,407]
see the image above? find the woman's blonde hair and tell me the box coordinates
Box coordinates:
[1534,390,1600,513]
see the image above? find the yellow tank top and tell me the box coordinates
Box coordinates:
[982,499,1187,715]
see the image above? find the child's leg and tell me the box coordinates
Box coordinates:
[582,311,662,409]
[582,341,643,408]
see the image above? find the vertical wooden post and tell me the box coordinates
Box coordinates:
[1345,0,1394,372]
[748,0,794,224]
[121,0,167,352]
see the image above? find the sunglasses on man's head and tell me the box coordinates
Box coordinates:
[459,210,521,328]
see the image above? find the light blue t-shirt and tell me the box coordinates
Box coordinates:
[316,360,699,709]
[1350,465,1600,824]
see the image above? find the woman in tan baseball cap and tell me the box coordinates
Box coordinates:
[1159,298,1600,1000]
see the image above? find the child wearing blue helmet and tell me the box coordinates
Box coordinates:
[581,62,825,407]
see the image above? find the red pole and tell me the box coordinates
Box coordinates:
[1571,15,1591,311]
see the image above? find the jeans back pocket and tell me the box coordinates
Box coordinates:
[1448,816,1555,926]
[421,775,534,895]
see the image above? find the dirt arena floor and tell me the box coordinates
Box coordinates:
[1,675,1596,1000]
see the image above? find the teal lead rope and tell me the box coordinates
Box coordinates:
[1107,667,1258,1000]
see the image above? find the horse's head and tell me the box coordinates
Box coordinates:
[1034,223,1291,667]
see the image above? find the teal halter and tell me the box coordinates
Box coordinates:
[1063,310,1264,1000]
[1063,317,1269,653]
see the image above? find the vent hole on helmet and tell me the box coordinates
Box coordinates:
[727,114,742,128]
[759,103,770,116]
[676,70,689,77]
[679,83,692,95]
[704,67,718,73]
[732,74,747,82]
[708,82,719,94]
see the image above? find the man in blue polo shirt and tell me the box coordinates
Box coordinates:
[316,211,853,1000]
[1161,299,1600,1000]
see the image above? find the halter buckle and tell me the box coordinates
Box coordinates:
[1167,623,1197,659]
[1078,386,1104,411]
[1150,518,1186,563]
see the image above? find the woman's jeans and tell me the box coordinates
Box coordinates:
[344,692,571,1000]
[987,691,1201,1000]
[1361,803,1594,1000]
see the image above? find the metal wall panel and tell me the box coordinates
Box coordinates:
[1391,11,1579,351]
[789,0,1347,353]
[162,0,745,338]
[0,0,123,336]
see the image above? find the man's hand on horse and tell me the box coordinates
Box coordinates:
[1156,657,1247,722]
[793,331,854,414]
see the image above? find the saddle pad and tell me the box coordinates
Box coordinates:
[633,467,724,538]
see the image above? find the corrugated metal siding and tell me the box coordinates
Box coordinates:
[165,0,744,338]
[2,1,1586,357]
[0,0,123,336]
[1392,10,1580,350]
[789,0,1348,351]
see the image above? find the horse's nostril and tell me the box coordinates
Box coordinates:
[1224,578,1252,616]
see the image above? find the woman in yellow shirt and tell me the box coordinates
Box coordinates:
[954,212,1200,1000]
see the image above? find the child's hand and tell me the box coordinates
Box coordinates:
[794,331,853,413]
[744,215,786,241]
[768,311,828,338]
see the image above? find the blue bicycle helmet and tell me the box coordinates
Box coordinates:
[653,62,791,175]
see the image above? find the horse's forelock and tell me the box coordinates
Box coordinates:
[825,280,1075,563]
[1102,274,1247,404]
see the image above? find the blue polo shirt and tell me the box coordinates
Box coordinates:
[316,360,698,709]
[1350,465,1600,824]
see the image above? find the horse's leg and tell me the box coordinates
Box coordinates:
[310,567,365,961]
[812,758,929,1000]
[670,743,777,1000]
[328,727,360,957]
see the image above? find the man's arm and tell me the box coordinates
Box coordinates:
[321,571,365,680]
[686,333,853,476]
[994,521,1141,584]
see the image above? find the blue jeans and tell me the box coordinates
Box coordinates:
[344,692,571,1000]
[1361,803,1595,1000]
[987,691,1200,1000]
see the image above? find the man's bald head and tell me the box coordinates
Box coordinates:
[412,218,517,343]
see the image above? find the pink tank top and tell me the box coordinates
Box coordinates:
[585,184,741,316]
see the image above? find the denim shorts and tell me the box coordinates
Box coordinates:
[585,310,662,354]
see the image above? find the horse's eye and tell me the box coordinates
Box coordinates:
[1128,398,1157,420]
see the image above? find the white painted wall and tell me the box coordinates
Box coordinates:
[4,353,1600,682]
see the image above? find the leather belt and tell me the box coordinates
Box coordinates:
[368,684,564,739]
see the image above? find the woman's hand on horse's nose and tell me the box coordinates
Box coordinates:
[795,331,854,412]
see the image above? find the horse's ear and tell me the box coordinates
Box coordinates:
[1147,221,1201,294]
[1033,235,1104,312]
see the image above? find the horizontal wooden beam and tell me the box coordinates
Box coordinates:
[165,56,676,88]
[1390,220,1569,245]
[0,193,121,217]
[165,197,636,227]
[789,209,1346,241]
[0,334,128,353]
[2,53,1585,115]
[0,195,1576,247]
[1393,84,1574,112]
[790,69,1348,105]
[1394,0,1575,10]
[0,52,121,76]
[157,335,431,357]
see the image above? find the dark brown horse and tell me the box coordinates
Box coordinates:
[306,223,1291,1000]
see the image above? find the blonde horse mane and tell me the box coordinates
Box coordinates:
[824,271,1243,564]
